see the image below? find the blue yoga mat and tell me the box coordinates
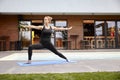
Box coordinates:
[17,60,76,66]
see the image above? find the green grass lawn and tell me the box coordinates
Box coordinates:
[0,72,120,80]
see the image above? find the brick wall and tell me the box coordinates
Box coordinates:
[0,15,18,50]
[0,15,120,50]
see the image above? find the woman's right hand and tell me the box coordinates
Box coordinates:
[20,25,31,29]
[20,25,28,28]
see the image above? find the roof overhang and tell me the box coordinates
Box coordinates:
[0,12,120,15]
[0,0,120,15]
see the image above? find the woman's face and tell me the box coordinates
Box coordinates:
[44,17,49,24]
[44,16,52,24]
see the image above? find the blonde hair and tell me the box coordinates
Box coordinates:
[44,16,53,23]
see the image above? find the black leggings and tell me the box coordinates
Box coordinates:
[28,42,68,61]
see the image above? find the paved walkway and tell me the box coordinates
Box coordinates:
[0,49,120,74]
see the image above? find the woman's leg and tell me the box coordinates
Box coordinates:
[28,44,44,63]
[45,42,68,62]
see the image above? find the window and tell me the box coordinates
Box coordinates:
[83,20,94,36]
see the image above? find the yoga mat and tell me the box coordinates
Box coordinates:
[17,60,76,66]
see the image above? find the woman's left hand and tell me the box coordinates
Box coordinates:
[67,26,72,30]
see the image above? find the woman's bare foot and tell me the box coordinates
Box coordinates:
[25,60,31,64]
[66,59,69,62]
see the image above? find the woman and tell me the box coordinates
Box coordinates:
[21,16,72,64]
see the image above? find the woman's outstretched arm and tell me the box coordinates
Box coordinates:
[52,26,72,31]
[20,25,43,30]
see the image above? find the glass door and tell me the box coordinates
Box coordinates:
[95,21,105,48]
[106,21,116,48]
[55,20,68,49]
[31,20,43,45]
[19,21,31,49]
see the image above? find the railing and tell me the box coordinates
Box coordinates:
[81,36,115,49]
[10,41,22,50]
